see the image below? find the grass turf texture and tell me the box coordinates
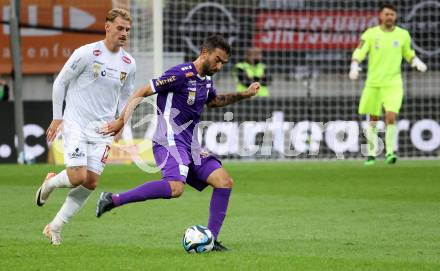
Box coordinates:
[0,160,439,270]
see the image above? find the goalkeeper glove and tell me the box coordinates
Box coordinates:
[411,57,427,72]
[349,61,361,80]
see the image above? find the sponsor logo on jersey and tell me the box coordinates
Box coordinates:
[185,72,194,77]
[70,58,81,70]
[122,56,131,64]
[187,90,196,105]
[120,72,127,84]
[206,83,211,88]
[393,40,400,48]
[93,63,101,78]
[93,49,102,56]
[374,38,380,50]
[181,65,192,71]
[155,75,177,87]
[188,80,196,87]
[102,68,120,80]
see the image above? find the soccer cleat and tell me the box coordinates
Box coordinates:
[35,172,57,207]
[364,156,376,166]
[96,192,115,218]
[43,224,62,246]
[386,153,398,164]
[212,240,228,252]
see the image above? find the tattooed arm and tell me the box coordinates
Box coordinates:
[207,93,246,108]
[208,82,260,108]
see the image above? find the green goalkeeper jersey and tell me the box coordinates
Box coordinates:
[352,26,415,87]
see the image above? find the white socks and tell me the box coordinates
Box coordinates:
[366,123,378,157]
[50,185,93,232]
[47,170,74,189]
[50,215,65,232]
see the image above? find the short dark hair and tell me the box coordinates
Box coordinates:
[379,3,397,12]
[201,35,231,56]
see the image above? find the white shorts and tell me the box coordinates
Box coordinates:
[63,121,111,175]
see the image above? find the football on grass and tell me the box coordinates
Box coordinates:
[182,225,214,253]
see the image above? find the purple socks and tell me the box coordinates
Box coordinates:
[110,180,232,240]
[112,180,172,206]
[208,188,232,240]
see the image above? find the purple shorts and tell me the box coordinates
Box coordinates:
[153,144,222,191]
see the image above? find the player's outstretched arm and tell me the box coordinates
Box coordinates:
[101,84,155,136]
[207,82,260,108]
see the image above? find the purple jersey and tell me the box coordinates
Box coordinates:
[150,62,217,149]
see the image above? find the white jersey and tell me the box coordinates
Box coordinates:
[52,40,136,141]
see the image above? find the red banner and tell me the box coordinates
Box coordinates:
[0,0,112,74]
[253,11,379,50]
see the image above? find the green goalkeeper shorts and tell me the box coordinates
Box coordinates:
[358,85,403,116]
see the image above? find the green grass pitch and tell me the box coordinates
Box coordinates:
[0,160,439,270]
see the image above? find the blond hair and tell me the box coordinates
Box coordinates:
[106,8,131,23]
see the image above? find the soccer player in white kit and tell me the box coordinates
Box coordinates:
[35,8,136,245]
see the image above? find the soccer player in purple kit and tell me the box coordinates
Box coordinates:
[96,35,260,251]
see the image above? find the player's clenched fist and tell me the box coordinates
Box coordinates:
[243,82,260,98]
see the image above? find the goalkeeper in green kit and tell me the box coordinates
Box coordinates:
[349,3,427,165]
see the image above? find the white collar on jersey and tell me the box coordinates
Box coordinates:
[100,40,122,55]
[196,74,212,81]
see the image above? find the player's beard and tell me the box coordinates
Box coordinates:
[385,21,395,29]
[383,18,396,29]
[202,60,215,76]
[118,37,127,47]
